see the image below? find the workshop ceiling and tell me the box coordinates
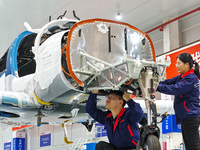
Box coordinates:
[0,0,200,57]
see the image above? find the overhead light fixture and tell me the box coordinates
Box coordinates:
[116,12,122,20]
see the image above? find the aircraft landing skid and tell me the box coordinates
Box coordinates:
[137,66,162,150]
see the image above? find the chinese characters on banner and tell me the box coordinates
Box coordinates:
[165,41,200,79]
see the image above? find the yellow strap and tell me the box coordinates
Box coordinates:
[62,120,73,144]
[33,92,51,105]
[64,137,73,144]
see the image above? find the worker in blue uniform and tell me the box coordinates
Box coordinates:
[86,90,144,150]
[157,53,200,150]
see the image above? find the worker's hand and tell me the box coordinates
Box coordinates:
[92,90,99,94]
[123,92,132,101]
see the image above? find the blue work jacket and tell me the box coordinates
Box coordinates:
[86,94,144,150]
[157,69,200,124]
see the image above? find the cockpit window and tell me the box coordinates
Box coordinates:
[40,21,76,45]
[17,33,37,77]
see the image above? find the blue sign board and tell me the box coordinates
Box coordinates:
[4,142,11,150]
[13,138,25,150]
[162,115,181,134]
[84,143,97,150]
[40,133,51,147]
[95,123,107,137]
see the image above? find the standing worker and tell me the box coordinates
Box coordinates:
[86,90,144,150]
[157,53,200,150]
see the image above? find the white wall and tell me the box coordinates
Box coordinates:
[0,126,13,150]
[149,12,200,56]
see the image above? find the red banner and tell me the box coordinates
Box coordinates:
[165,42,200,79]
[12,125,32,131]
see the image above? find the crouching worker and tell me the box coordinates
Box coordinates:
[86,90,144,150]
